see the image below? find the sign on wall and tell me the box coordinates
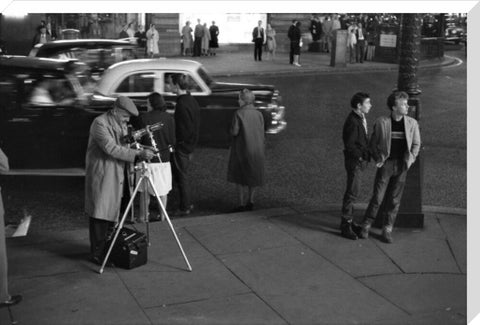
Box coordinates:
[379,34,397,47]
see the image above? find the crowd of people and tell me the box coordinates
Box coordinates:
[182,19,219,57]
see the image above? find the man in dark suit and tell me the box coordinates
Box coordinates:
[341,92,372,240]
[252,20,265,61]
[287,19,297,64]
[193,19,204,57]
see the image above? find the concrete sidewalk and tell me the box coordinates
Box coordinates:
[173,46,461,77]
[1,206,466,324]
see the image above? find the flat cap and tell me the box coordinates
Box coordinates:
[114,96,139,116]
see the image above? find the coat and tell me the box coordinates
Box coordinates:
[84,110,138,222]
[369,115,421,169]
[342,111,369,161]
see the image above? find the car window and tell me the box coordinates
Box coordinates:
[116,73,155,93]
[163,72,202,94]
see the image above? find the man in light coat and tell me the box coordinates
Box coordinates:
[358,91,421,243]
[85,96,154,265]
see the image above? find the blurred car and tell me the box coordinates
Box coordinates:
[0,57,286,174]
[92,58,286,147]
[29,39,139,76]
[444,19,465,44]
[0,56,97,173]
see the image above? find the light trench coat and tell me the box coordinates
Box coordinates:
[84,111,138,222]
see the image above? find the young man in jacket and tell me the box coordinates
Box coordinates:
[341,92,372,240]
[172,74,201,216]
[358,91,421,243]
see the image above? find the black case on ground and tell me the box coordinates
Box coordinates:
[109,227,148,269]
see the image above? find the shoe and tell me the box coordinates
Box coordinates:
[358,221,372,239]
[176,204,194,217]
[382,229,393,244]
[0,295,22,307]
[340,219,358,240]
[244,202,254,211]
[293,62,301,67]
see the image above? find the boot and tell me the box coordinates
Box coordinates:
[358,219,372,239]
[340,218,358,240]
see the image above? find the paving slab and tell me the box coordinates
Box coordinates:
[271,212,402,277]
[185,216,299,255]
[436,213,466,273]
[144,293,287,325]
[221,245,406,324]
[360,273,466,316]
[3,272,150,325]
[115,228,250,308]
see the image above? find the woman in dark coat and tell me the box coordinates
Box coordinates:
[227,89,265,211]
[209,21,219,56]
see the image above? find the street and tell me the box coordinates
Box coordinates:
[1,48,466,234]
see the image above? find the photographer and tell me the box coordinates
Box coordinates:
[85,96,154,265]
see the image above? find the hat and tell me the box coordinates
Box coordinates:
[114,96,138,116]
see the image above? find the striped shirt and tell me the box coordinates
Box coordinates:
[390,117,407,159]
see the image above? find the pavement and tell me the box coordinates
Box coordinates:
[0,47,466,325]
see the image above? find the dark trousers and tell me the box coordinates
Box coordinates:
[356,40,366,63]
[89,217,115,260]
[363,159,408,230]
[172,151,192,210]
[341,158,367,221]
[193,37,202,56]
[289,41,295,64]
[254,38,263,61]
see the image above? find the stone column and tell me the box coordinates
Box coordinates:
[330,29,347,67]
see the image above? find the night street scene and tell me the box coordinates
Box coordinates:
[0,2,474,325]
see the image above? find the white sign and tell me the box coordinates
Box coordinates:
[380,34,397,48]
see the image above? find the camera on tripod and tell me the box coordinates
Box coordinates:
[123,122,164,145]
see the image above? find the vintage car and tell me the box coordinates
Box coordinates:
[0,56,286,174]
[444,22,465,44]
[29,39,139,76]
[92,58,286,147]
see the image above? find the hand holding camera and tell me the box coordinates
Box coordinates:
[137,149,155,161]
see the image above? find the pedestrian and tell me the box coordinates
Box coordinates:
[358,91,421,243]
[310,15,321,42]
[171,74,201,216]
[118,24,129,39]
[227,89,265,212]
[181,21,193,56]
[193,19,203,57]
[340,92,372,240]
[287,19,297,63]
[85,96,155,265]
[201,23,211,56]
[134,25,147,55]
[0,148,22,309]
[266,23,277,60]
[32,25,52,46]
[322,15,333,53]
[291,21,303,67]
[209,21,219,56]
[355,22,367,63]
[146,23,159,58]
[126,22,135,38]
[135,92,176,222]
[348,24,357,64]
[252,20,265,61]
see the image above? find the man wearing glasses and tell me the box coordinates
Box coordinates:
[358,91,421,243]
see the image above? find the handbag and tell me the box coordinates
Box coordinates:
[299,38,303,47]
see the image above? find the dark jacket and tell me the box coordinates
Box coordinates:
[174,94,200,154]
[342,111,370,161]
[252,26,265,42]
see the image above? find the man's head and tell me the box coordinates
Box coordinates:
[197,19,201,24]
[147,92,166,112]
[387,91,409,116]
[172,74,189,93]
[113,96,138,124]
[258,20,262,27]
[351,92,371,114]
[40,26,47,34]
[238,89,255,107]
[292,19,297,25]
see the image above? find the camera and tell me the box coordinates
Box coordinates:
[123,122,163,144]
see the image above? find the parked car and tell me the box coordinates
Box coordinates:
[29,39,139,76]
[0,57,286,174]
[444,17,465,44]
[92,58,286,147]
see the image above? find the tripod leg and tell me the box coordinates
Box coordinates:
[147,177,192,272]
[99,175,146,274]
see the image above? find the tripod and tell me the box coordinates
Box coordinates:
[99,160,192,274]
